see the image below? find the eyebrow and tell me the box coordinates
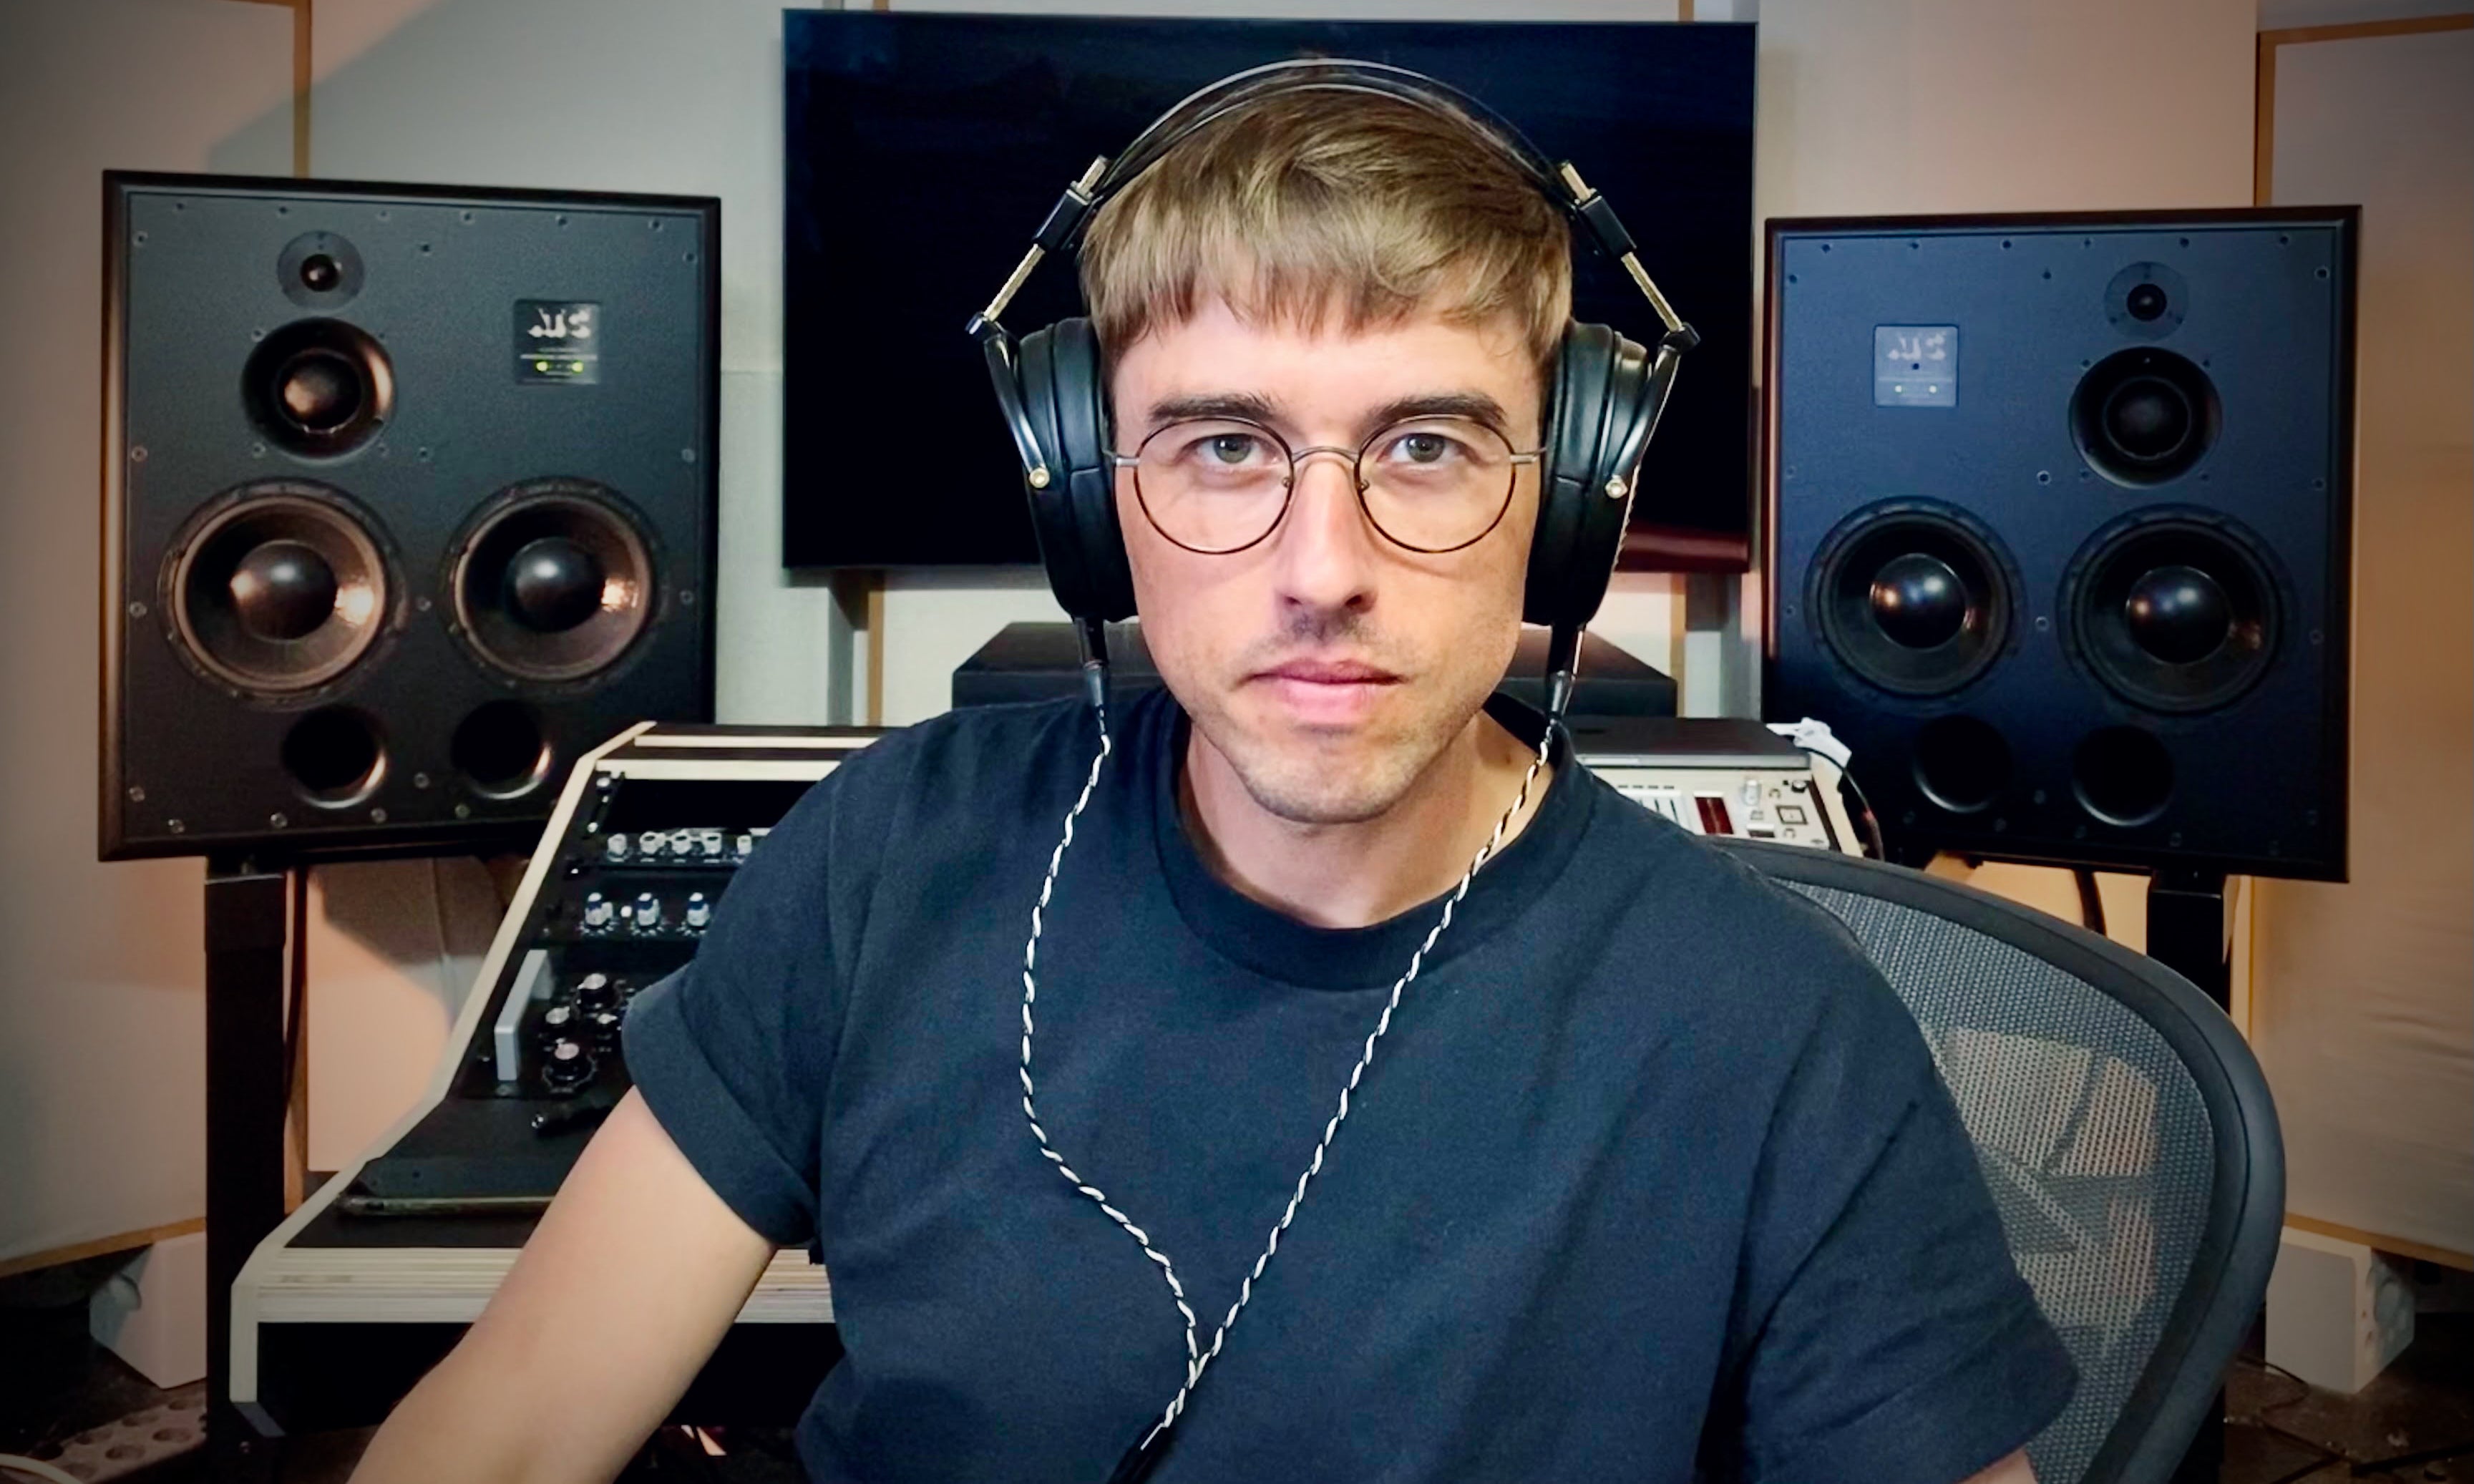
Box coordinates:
[1141,390,1516,441]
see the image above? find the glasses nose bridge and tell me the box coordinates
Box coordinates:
[1285,441,1368,492]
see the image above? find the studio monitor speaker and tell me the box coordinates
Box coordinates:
[1764,209,2354,880]
[102,173,719,859]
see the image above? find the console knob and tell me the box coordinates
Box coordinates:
[575,972,613,1008]
[581,891,613,930]
[541,1004,574,1031]
[733,832,756,861]
[668,828,699,859]
[637,831,665,859]
[683,892,712,930]
[542,1038,594,1093]
[604,832,632,861]
[698,828,724,859]
[632,891,663,931]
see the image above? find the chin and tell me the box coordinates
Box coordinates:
[1212,719,1435,826]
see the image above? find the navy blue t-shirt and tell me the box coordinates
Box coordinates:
[623,689,2074,1483]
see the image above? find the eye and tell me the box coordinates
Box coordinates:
[1375,422,1482,468]
[1204,431,1262,465]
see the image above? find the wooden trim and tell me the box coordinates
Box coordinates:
[2256,14,2474,205]
[865,578,887,725]
[2259,14,2474,47]
[0,1218,206,1281]
[221,0,313,175]
[2285,1212,2474,1273]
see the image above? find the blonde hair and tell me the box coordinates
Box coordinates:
[1079,86,1572,387]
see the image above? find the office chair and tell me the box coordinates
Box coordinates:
[1711,840,2284,1484]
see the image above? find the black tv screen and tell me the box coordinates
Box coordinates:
[783,12,1754,571]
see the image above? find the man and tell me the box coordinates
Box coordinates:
[351,83,2073,1483]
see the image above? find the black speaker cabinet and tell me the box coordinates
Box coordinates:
[101,174,719,860]
[1763,209,2354,881]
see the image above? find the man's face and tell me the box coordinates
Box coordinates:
[1111,296,1542,825]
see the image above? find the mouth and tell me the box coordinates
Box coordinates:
[1247,658,1404,726]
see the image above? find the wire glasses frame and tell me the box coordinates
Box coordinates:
[1110,415,1544,557]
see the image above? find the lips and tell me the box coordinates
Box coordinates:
[1257,658,1401,685]
[1250,657,1402,726]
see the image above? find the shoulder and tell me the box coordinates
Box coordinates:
[1562,773,1930,1080]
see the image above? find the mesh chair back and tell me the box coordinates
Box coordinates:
[1713,841,2282,1484]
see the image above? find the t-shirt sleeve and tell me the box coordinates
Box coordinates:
[620,766,863,1248]
[1711,934,2078,1484]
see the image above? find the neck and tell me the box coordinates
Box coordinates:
[1179,708,1553,930]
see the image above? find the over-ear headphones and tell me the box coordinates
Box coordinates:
[966,59,1697,720]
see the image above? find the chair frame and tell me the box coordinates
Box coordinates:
[1711,840,2285,1484]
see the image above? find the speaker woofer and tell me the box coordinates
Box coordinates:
[1808,500,2017,697]
[162,482,396,698]
[2071,347,2220,486]
[243,318,394,458]
[447,479,658,686]
[2063,509,2281,713]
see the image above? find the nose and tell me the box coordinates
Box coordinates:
[1270,446,1379,619]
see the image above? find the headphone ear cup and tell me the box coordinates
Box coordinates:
[1016,318,1136,622]
[1524,321,1654,630]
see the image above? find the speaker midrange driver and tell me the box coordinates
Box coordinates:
[243,318,394,458]
[2071,346,2220,487]
[1808,499,2020,698]
[446,479,659,687]
[162,480,398,700]
[2063,507,2282,715]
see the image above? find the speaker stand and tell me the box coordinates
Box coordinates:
[2146,867,2231,1010]
[2143,866,2235,1483]
[203,858,294,1484]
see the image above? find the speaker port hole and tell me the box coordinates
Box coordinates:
[282,708,385,806]
[1913,716,2012,814]
[453,701,550,799]
[2073,727,2174,827]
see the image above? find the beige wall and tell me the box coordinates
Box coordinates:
[0,0,293,1267]
[1,0,2276,1261]
[2252,21,2474,1261]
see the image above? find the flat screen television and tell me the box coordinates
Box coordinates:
[783,11,1755,572]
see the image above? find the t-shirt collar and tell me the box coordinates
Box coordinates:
[1139,686,1595,992]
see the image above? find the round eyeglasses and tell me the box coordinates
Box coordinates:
[1111,416,1542,556]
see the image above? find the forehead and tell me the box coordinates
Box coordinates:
[1108,296,1543,432]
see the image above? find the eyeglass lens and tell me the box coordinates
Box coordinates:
[1129,416,1521,555]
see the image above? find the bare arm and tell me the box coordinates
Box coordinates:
[349,1089,777,1484]
[1959,1450,2037,1484]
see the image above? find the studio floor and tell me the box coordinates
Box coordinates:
[6,1254,2469,1484]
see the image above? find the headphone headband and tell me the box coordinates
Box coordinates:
[1091,59,1566,222]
